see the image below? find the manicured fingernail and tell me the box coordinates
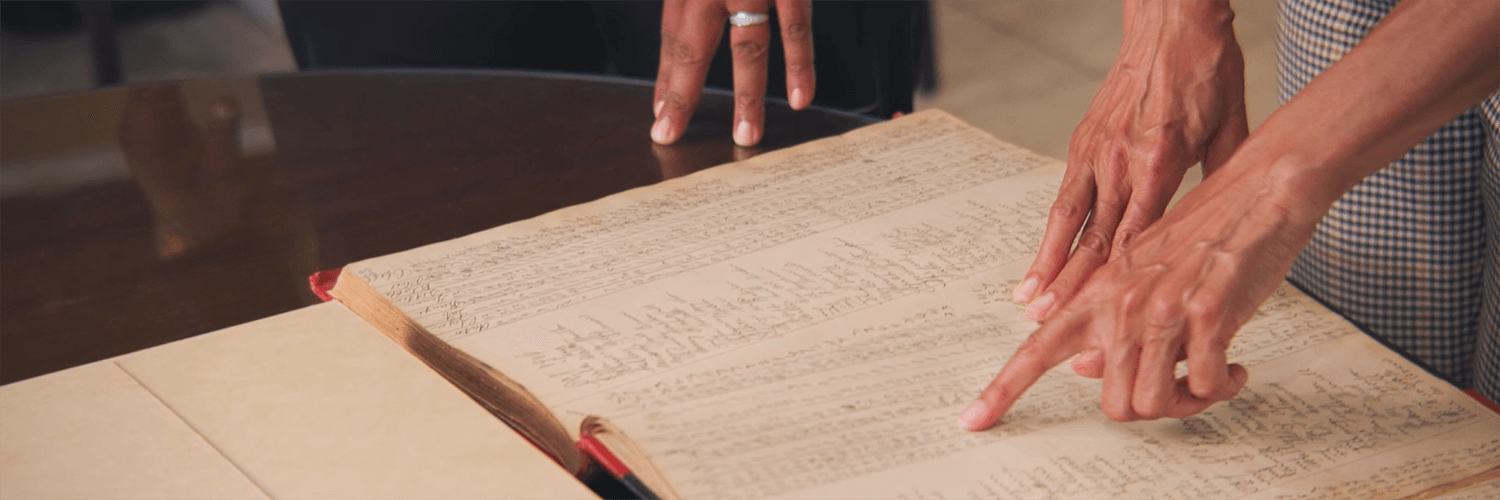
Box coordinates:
[1025,292,1055,321]
[791,88,807,109]
[734,120,754,146]
[1014,276,1039,303]
[960,401,990,430]
[651,116,673,144]
[654,100,664,118]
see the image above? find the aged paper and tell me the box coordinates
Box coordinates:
[0,361,269,500]
[1,303,597,500]
[346,110,1500,499]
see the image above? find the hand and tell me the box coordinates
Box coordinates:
[967,0,1500,432]
[1013,0,1249,322]
[964,156,1322,430]
[653,0,815,147]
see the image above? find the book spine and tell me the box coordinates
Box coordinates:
[578,435,660,500]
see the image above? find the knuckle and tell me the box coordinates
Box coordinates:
[732,40,769,63]
[659,91,693,114]
[1047,276,1077,296]
[1011,336,1049,363]
[1145,297,1184,332]
[1048,200,1084,223]
[1116,288,1149,318]
[1142,328,1178,345]
[782,22,812,42]
[735,92,762,110]
[1098,139,1130,170]
[981,384,1017,406]
[1100,401,1133,422]
[1134,401,1167,420]
[1112,227,1143,252]
[1073,229,1112,256]
[1184,294,1222,325]
[663,32,712,66]
[1198,379,1229,399]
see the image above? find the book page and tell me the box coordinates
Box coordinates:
[1,303,596,500]
[0,361,268,500]
[344,110,1500,499]
[116,303,598,500]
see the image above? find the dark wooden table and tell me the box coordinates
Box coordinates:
[0,70,874,385]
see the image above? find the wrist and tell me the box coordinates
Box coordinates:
[1220,141,1350,229]
[1117,0,1241,77]
[1123,0,1235,38]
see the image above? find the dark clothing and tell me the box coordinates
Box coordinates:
[277,1,932,118]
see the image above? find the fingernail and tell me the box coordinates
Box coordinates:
[651,116,673,144]
[1014,276,1039,303]
[733,120,754,146]
[1025,292,1055,322]
[790,88,806,109]
[960,401,991,430]
[654,100,664,118]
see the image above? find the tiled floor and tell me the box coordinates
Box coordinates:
[0,0,1279,163]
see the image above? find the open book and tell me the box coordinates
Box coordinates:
[328,110,1500,500]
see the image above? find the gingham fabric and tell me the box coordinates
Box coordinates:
[1277,0,1500,401]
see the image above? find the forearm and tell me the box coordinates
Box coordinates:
[1233,0,1500,222]
[1120,0,1235,53]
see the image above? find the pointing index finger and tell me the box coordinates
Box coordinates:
[962,311,1088,431]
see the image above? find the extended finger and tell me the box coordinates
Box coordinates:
[1026,174,1129,322]
[1154,363,1247,420]
[1099,299,1142,422]
[1185,309,1236,401]
[653,1,725,145]
[1069,348,1104,378]
[1170,262,1254,417]
[962,313,1089,431]
[1018,168,1096,305]
[726,0,773,146]
[1182,250,1257,401]
[655,0,687,117]
[1131,296,1188,419]
[775,0,814,109]
[1108,169,1181,262]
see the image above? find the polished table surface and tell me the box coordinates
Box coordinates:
[0,70,875,384]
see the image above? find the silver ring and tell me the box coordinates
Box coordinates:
[729,11,769,27]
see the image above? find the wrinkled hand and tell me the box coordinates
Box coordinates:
[653,0,814,146]
[964,158,1323,430]
[1013,0,1249,322]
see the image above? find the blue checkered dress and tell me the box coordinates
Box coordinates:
[1277,0,1500,401]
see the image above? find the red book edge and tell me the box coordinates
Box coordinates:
[577,436,630,478]
[1463,389,1500,414]
[578,435,658,499]
[309,269,341,302]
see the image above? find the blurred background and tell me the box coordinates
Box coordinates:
[1,0,1278,161]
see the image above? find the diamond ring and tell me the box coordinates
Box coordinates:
[729,11,770,27]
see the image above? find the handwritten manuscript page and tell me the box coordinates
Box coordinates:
[345,110,1500,499]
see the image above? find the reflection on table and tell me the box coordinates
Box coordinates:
[0,70,873,384]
